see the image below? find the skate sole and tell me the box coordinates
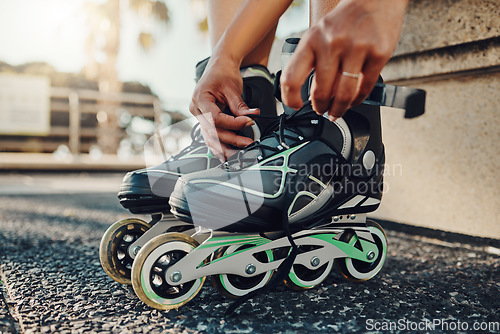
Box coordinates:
[170,192,382,233]
[118,186,170,214]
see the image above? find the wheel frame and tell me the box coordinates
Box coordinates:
[131,232,205,310]
[336,220,387,282]
[99,218,151,285]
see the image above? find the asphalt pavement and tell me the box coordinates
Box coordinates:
[0,172,498,333]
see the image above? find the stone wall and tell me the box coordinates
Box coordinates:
[376,0,500,238]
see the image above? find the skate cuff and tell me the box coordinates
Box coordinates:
[240,65,274,84]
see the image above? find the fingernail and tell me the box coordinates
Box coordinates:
[246,120,255,127]
[248,108,259,112]
[328,115,339,122]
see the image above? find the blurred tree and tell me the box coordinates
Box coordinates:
[84,0,169,93]
[83,0,169,153]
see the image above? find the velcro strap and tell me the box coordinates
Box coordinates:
[364,83,426,118]
[274,73,426,119]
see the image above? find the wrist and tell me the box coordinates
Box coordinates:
[210,41,243,69]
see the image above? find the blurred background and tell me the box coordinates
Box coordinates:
[0,0,498,239]
[0,0,307,168]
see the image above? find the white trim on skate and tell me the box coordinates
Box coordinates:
[240,67,273,83]
[288,184,334,223]
[338,195,366,209]
[332,117,352,160]
[361,198,381,207]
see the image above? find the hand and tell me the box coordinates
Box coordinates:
[280,0,408,120]
[189,57,259,161]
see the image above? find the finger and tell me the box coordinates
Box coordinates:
[328,54,365,120]
[189,87,216,117]
[216,128,254,149]
[199,117,252,153]
[201,127,246,162]
[194,104,217,134]
[352,58,385,106]
[201,132,224,161]
[280,43,315,109]
[235,107,260,117]
[310,54,340,114]
[225,92,253,118]
[223,147,239,160]
[202,124,234,162]
[328,73,360,120]
[197,114,223,155]
[195,105,230,160]
[213,113,255,131]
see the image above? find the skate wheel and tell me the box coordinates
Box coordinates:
[284,245,334,290]
[99,218,150,285]
[210,244,273,300]
[336,220,387,282]
[131,233,205,310]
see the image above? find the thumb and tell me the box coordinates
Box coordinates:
[225,92,252,117]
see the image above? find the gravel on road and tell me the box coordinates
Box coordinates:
[0,191,498,333]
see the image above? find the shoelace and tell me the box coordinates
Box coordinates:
[169,112,280,164]
[167,106,322,166]
[167,123,205,162]
[227,105,324,170]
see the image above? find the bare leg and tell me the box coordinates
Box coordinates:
[309,0,340,24]
[207,0,277,67]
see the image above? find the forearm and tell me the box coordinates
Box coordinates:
[210,0,292,67]
[310,0,408,25]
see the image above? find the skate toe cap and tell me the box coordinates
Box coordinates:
[120,164,181,198]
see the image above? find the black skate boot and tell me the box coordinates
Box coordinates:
[169,99,385,232]
[100,59,278,285]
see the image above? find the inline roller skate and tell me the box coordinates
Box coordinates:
[99,58,278,285]
[129,39,426,312]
